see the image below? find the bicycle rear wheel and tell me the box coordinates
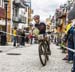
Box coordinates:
[39,43,47,66]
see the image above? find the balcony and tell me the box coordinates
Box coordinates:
[56,11,66,19]
[13,15,26,24]
[12,16,19,22]
[13,0,28,8]
[19,16,26,23]
[14,0,21,4]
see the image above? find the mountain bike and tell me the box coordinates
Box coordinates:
[38,34,51,66]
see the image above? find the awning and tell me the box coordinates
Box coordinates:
[0,7,5,19]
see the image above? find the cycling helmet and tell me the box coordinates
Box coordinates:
[33,15,40,20]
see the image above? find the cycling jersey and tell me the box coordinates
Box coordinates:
[35,22,46,34]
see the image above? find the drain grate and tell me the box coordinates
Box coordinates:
[0,50,3,53]
[7,53,21,55]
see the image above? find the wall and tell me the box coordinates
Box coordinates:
[7,0,11,42]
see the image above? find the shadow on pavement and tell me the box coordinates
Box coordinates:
[6,53,21,55]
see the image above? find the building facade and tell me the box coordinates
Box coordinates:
[0,0,32,43]
[0,0,5,31]
[12,0,32,29]
[0,0,11,42]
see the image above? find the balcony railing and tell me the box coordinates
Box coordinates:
[12,16,19,22]
[19,16,26,23]
[13,16,26,23]
[14,0,28,8]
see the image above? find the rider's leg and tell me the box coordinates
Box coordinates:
[46,40,51,55]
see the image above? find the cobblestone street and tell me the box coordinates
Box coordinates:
[0,0,75,72]
[0,43,73,72]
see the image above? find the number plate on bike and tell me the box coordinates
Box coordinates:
[38,34,44,40]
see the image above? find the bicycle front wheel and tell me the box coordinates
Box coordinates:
[39,43,47,66]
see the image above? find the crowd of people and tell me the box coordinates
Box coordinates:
[54,19,75,72]
[12,26,35,47]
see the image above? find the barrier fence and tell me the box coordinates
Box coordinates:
[0,30,75,53]
[0,30,29,38]
[60,44,75,53]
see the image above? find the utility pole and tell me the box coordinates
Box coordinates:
[4,0,9,45]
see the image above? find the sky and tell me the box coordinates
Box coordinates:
[31,0,67,21]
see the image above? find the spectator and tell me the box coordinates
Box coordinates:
[20,30,25,46]
[17,29,21,47]
[12,27,17,47]
[63,20,74,63]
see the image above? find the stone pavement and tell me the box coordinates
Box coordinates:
[0,43,73,72]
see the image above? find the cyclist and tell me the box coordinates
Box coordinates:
[33,15,51,55]
[33,15,46,34]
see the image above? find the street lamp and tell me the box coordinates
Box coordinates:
[4,0,9,44]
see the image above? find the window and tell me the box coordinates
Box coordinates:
[0,0,2,7]
[15,8,19,16]
[2,0,4,8]
[0,0,4,8]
